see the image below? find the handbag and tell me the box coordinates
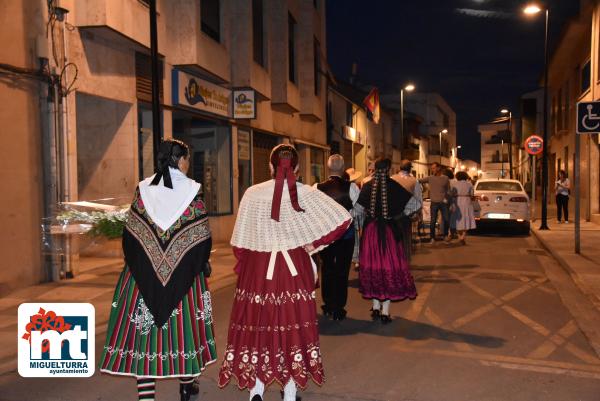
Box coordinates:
[471,199,482,213]
[202,261,212,278]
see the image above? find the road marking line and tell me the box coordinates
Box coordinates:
[451,304,495,329]
[565,343,600,365]
[479,360,600,380]
[527,340,559,359]
[405,275,437,321]
[391,344,600,375]
[501,305,551,337]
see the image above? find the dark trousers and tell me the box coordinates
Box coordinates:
[556,194,569,222]
[400,215,412,261]
[430,201,449,239]
[320,237,355,312]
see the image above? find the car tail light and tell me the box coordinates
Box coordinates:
[510,197,528,202]
[476,195,489,201]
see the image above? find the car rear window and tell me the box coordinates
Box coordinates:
[476,181,523,192]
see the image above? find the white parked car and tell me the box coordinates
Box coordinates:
[473,179,530,233]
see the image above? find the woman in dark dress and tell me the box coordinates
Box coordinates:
[100,139,217,401]
[357,158,418,323]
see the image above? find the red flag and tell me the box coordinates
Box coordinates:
[363,88,380,124]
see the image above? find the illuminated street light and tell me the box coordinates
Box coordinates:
[439,129,448,164]
[523,2,550,230]
[523,4,542,15]
[400,83,416,159]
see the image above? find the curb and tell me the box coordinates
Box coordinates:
[530,228,600,311]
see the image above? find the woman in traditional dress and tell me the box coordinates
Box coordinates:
[357,158,417,324]
[218,145,352,401]
[100,139,217,401]
[451,171,477,245]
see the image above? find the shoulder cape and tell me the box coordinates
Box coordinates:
[231,180,352,252]
[122,187,212,327]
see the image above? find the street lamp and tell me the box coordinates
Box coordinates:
[439,129,448,165]
[524,2,550,230]
[501,108,513,179]
[400,84,416,157]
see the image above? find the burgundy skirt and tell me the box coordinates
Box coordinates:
[359,221,417,301]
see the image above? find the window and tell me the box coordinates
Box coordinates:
[345,102,353,127]
[557,88,563,130]
[238,129,252,199]
[201,0,220,42]
[288,13,297,83]
[172,112,232,215]
[314,38,321,96]
[310,147,325,185]
[252,0,265,66]
[138,103,156,180]
[581,60,591,94]
[475,181,523,192]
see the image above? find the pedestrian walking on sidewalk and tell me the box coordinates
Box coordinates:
[357,158,417,324]
[315,155,362,320]
[99,139,217,401]
[451,171,477,245]
[444,168,458,240]
[555,170,570,224]
[218,145,352,401]
[391,160,423,261]
[419,162,451,242]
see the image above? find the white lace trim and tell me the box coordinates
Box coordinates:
[231,180,352,252]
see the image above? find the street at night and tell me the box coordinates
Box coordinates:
[1,233,600,400]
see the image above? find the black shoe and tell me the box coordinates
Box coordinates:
[180,382,194,401]
[321,305,332,317]
[381,314,392,324]
[280,390,302,400]
[370,308,380,320]
[332,310,347,321]
[251,395,263,401]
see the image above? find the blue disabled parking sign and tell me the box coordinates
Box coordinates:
[577,101,600,134]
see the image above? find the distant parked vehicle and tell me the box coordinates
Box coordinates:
[473,179,530,234]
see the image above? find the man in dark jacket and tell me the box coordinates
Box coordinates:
[316,154,360,320]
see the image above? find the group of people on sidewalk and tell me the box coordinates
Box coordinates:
[97,140,425,401]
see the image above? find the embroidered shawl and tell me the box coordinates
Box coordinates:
[123,187,212,327]
[231,180,352,253]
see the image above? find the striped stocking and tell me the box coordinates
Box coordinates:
[137,378,156,401]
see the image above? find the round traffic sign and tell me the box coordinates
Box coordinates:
[524,135,543,155]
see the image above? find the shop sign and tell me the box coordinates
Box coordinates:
[342,125,365,145]
[172,69,230,118]
[524,135,543,155]
[233,89,257,119]
[238,130,251,160]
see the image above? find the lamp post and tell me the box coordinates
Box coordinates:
[400,84,415,157]
[149,0,162,169]
[501,138,505,178]
[501,108,514,179]
[439,129,448,165]
[524,3,550,230]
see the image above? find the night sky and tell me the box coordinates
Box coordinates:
[326,0,581,163]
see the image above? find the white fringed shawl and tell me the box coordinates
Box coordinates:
[231,180,352,252]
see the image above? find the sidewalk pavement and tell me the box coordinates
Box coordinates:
[531,220,600,313]
[0,243,237,376]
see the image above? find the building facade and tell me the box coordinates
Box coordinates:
[327,82,393,178]
[545,0,600,223]
[478,120,520,180]
[0,0,329,292]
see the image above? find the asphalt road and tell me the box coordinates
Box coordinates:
[1,231,600,401]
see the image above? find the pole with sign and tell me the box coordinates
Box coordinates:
[524,135,543,223]
[575,101,600,254]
